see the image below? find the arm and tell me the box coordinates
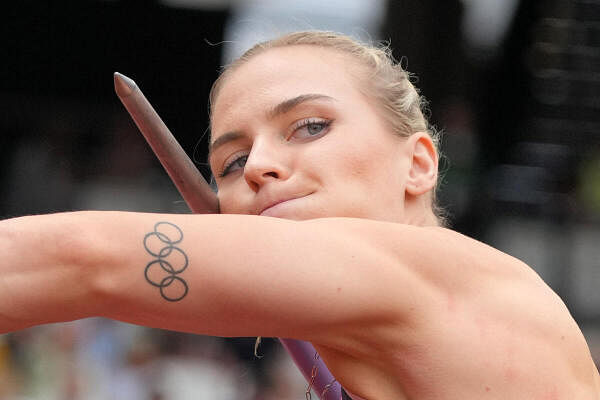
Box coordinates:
[5,211,598,398]
[0,211,436,344]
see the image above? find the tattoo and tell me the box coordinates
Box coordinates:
[143,221,189,302]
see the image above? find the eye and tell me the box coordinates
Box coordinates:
[289,117,332,141]
[219,154,248,177]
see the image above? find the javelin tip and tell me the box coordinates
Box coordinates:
[113,72,137,97]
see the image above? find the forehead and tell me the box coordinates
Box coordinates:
[211,45,364,132]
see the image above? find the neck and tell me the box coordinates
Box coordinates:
[402,197,440,227]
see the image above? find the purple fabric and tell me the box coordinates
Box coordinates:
[278,338,341,399]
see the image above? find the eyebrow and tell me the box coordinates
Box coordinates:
[267,93,335,119]
[209,93,336,157]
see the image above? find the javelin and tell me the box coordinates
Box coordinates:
[113,72,340,399]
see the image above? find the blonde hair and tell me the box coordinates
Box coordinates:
[209,31,446,225]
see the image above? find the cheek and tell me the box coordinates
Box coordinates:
[300,147,377,200]
[331,141,394,180]
[216,183,249,214]
[334,143,408,198]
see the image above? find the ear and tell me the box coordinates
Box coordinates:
[405,132,438,196]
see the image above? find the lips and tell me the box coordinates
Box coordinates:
[258,193,310,216]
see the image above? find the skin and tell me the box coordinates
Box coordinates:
[210,48,437,225]
[0,44,598,399]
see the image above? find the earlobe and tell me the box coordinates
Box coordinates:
[405,133,438,196]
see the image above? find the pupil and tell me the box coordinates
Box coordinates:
[307,123,323,135]
[236,155,248,167]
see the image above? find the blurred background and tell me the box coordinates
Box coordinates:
[1,0,599,398]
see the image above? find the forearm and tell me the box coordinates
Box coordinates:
[1,211,303,335]
[0,211,202,334]
[0,212,99,332]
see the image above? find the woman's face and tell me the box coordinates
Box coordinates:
[209,45,413,222]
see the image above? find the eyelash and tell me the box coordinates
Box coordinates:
[219,153,248,178]
[288,117,332,140]
[218,117,333,177]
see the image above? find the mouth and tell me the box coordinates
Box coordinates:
[259,194,311,216]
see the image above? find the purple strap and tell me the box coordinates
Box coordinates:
[279,338,341,399]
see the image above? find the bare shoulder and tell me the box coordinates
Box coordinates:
[395,227,600,398]
[311,219,600,398]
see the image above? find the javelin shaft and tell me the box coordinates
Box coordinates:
[113,72,218,214]
[113,72,340,399]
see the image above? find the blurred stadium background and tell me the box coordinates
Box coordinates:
[1,0,599,398]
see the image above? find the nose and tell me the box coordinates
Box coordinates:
[243,138,290,192]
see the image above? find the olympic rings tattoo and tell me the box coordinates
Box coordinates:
[143,221,189,302]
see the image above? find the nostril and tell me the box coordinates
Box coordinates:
[264,171,278,179]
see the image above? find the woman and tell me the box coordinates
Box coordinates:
[2,31,599,399]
